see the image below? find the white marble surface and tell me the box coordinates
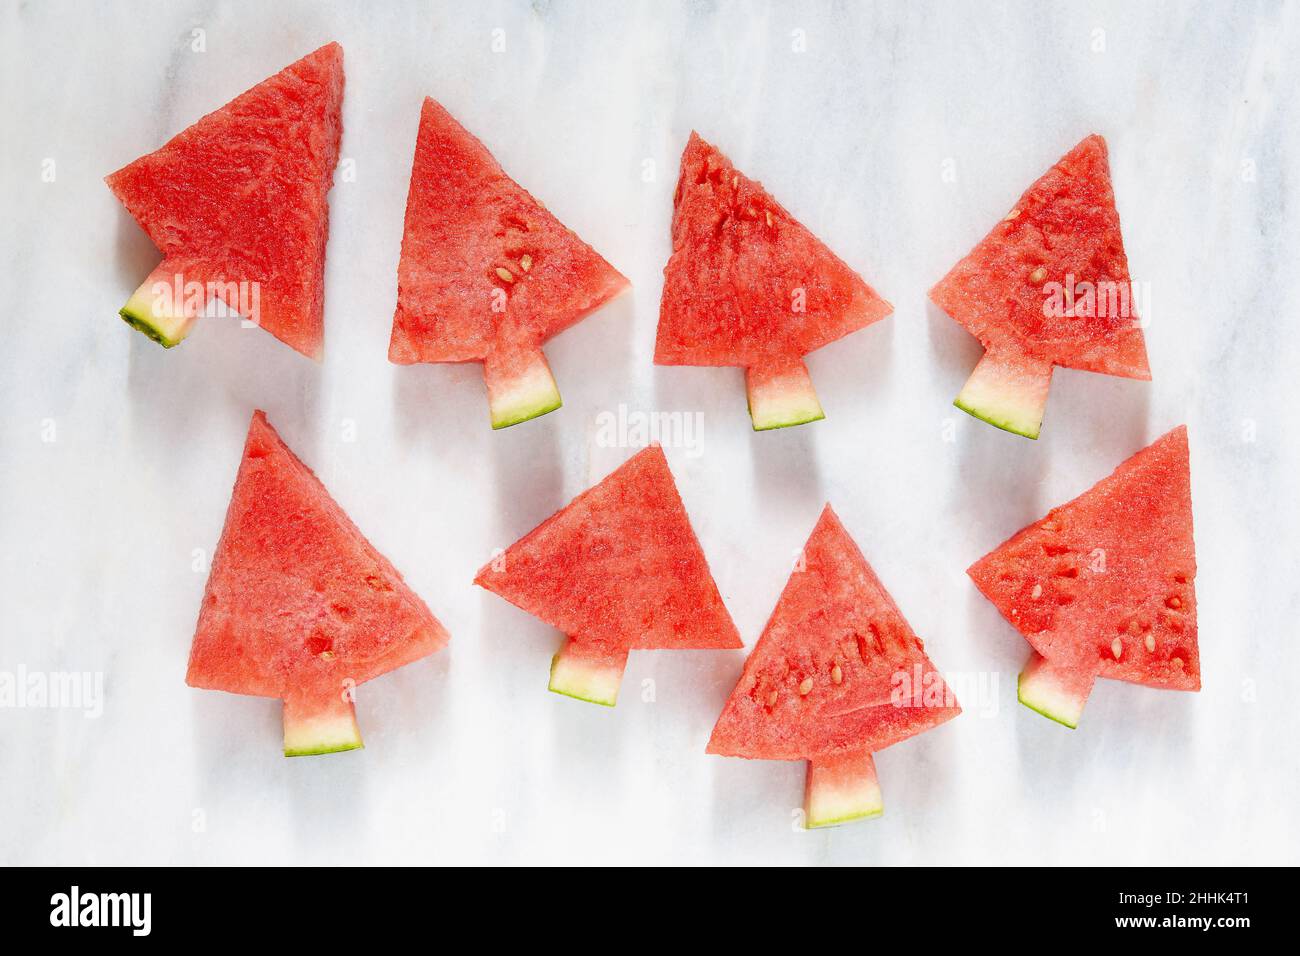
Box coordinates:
[1,0,1297,865]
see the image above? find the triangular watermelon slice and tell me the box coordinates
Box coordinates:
[389,97,630,429]
[930,135,1150,438]
[708,506,961,827]
[656,132,893,430]
[968,426,1198,728]
[105,44,345,359]
[474,445,741,706]
[187,411,449,755]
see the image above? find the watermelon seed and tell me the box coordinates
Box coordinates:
[765,210,773,227]
[520,254,533,273]
[320,650,335,661]
[1166,595,1182,609]
[1031,584,1043,599]
[495,267,515,284]
[1029,267,1047,284]
[766,690,778,708]
[731,175,738,189]
[1111,638,1123,660]
[1003,208,1021,221]
[831,664,842,685]
[1144,633,1156,653]
[798,677,813,696]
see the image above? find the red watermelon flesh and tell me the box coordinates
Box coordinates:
[187,411,448,755]
[930,135,1150,439]
[473,445,741,706]
[656,132,892,430]
[708,506,960,826]
[105,44,344,360]
[389,97,630,429]
[967,425,1197,729]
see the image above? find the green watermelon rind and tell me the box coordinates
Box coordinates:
[491,391,563,430]
[953,396,1041,440]
[749,402,825,431]
[284,739,365,757]
[800,806,883,832]
[748,387,826,430]
[805,802,885,829]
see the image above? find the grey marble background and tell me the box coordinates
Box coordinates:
[1,0,1296,865]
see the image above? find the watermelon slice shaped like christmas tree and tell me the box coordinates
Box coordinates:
[968,426,1198,728]
[708,506,961,827]
[187,411,449,755]
[389,97,630,429]
[474,445,740,705]
[930,135,1150,438]
[105,43,345,359]
[656,132,892,430]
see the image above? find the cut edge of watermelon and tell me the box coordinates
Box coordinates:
[485,347,563,429]
[282,688,364,757]
[804,751,883,828]
[119,262,199,349]
[954,351,1053,440]
[548,639,628,707]
[746,359,825,430]
[1017,652,1096,729]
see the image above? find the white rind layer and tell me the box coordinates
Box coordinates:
[120,274,199,348]
[548,646,625,707]
[1018,653,1092,729]
[283,706,364,756]
[746,362,825,430]
[954,351,1052,439]
[804,753,884,828]
[488,354,563,429]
